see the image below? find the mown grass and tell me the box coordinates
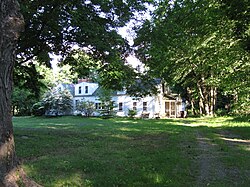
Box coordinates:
[13,116,250,186]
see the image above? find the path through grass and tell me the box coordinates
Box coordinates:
[13,116,250,186]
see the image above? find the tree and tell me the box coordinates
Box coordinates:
[59,49,101,83]
[219,0,250,114]
[96,87,116,118]
[42,89,73,116]
[0,0,151,185]
[12,62,55,116]
[54,64,79,84]
[220,0,250,51]
[15,0,151,97]
[31,102,45,116]
[134,0,250,115]
[12,87,37,116]
[0,0,24,185]
[76,100,96,117]
[61,48,140,92]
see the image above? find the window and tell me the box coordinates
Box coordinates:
[95,103,103,110]
[85,86,88,94]
[119,102,123,111]
[75,100,79,107]
[78,86,82,94]
[133,102,137,111]
[143,102,147,111]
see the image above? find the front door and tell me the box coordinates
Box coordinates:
[165,101,176,117]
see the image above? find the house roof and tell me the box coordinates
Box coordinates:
[164,93,180,100]
[92,87,117,97]
[61,83,75,96]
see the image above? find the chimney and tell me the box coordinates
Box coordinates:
[78,78,92,83]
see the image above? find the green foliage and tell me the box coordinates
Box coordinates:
[31,102,45,116]
[76,100,96,117]
[13,62,55,116]
[15,0,152,97]
[220,0,250,51]
[54,64,79,84]
[126,76,160,98]
[96,87,116,118]
[12,87,38,116]
[59,49,101,81]
[97,58,137,91]
[128,109,137,118]
[14,62,48,98]
[134,0,250,115]
[12,63,57,116]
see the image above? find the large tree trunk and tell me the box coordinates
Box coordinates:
[209,87,217,116]
[0,0,24,185]
[197,78,217,116]
[197,81,206,115]
[187,87,197,115]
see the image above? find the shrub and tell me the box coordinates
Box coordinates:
[128,109,137,118]
[31,102,45,116]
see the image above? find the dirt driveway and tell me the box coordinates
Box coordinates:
[195,130,250,186]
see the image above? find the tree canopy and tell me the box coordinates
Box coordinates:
[16,0,152,96]
[14,0,250,115]
[134,0,250,115]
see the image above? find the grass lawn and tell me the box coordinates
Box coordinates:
[13,116,250,187]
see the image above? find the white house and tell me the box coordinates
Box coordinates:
[57,79,183,118]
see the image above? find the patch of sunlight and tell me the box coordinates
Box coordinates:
[181,123,201,127]
[220,137,250,151]
[220,137,250,143]
[21,164,39,179]
[36,123,66,127]
[178,117,238,127]
[55,172,89,187]
[148,173,164,184]
[53,123,72,126]
[111,134,132,140]
[13,116,32,119]
[154,121,183,125]
[154,174,163,184]
[241,146,250,151]
[119,127,141,132]
[118,120,138,124]
[46,126,57,129]
[182,122,224,127]
[96,124,104,127]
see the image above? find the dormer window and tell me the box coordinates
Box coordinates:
[78,86,82,94]
[85,86,88,94]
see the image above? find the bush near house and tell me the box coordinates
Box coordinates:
[128,109,137,118]
[76,101,95,117]
[32,89,73,116]
[31,102,45,116]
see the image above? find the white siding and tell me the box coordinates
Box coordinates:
[112,95,157,118]
[74,82,98,96]
[60,81,181,118]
